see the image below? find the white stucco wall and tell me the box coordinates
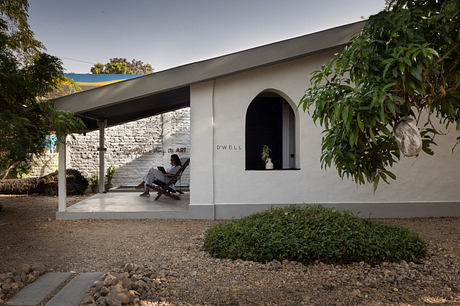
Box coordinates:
[190,49,460,218]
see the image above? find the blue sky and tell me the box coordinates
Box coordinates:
[29,0,386,73]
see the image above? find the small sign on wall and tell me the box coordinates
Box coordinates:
[168,147,187,153]
[216,144,243,151]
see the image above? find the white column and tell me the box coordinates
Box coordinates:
[58,137,67,212]
[190,82,215,206]
[98,120,107,193]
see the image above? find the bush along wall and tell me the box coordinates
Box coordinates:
[204,205,427,265]
[0,169,88,196]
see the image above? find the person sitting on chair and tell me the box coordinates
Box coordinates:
[137,154,182,197]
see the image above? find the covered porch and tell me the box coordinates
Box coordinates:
[55,191,206,220]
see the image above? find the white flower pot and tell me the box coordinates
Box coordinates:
[265,158,274,170]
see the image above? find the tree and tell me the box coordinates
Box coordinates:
[90,58,153,74]
[299,0,459,190]
[0,0,85,179]
[46,76,81,100]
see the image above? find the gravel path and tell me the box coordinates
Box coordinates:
[0,195,459,305]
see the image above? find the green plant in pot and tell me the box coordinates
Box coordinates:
[105,166,116,191]
[89,173,98,193]
[261,145,273,169]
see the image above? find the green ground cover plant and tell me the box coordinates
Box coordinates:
[205,205,426,265]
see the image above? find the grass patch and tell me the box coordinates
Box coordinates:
[204,205,426,265]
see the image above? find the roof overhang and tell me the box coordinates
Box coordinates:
[53,20,365,131]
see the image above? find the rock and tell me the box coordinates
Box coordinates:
[400,260,409,269]
[32,270,40,279]
[128,290,140,297]
[122,263,136,273]
[105,291,122,306]
[10,282,19,292]
[118,292,130,304]
[112,283,123,293]
[12,275,21,287]
[132,280,145,291]
[25,273,36,284]
[31,263,46,274]
[96,296,107,306]
[104,274,117,286]
[94,280,104,292]
[20,271,27,282]
[21,264,32,274]
[121,278,132,290]
[81,295,95,304]
[100,286,110,296]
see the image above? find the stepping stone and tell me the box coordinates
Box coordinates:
[45,272,103,306]
[7,272,72,306]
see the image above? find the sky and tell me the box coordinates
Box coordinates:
[28,0,386,74]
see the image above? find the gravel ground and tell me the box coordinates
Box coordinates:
[0,195,459,305]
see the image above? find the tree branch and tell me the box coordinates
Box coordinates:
[436,41,460,64]
[1,164,15,181]
[447,78,460,92]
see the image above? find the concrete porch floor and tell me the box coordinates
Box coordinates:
[56,192,192,220]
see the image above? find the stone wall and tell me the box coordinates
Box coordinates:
[28,108,191,187]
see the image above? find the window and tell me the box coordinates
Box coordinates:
[245,91,296,170]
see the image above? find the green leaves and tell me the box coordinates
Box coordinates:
[204,205,427,265]
[0,4,86,178]
[90,58,153,74]
[299,0,460,190]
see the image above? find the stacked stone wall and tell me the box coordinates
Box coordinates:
[28,108,191,187]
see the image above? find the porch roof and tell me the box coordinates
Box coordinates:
[54,20,365,131]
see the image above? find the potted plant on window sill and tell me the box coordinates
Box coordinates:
[261,145,274,170]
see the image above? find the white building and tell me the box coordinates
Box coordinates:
[54,21,460,219]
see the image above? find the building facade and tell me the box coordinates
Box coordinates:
[53,21,460,219]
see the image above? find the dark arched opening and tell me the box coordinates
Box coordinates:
[245,92,296,170]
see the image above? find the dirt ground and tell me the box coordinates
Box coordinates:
[0,195,459,305]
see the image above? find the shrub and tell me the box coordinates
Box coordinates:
[204,205,426,265]
[0,177,40,194]
[37,169,88,196]
[0,169,88,195]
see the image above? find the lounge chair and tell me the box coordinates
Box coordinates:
[146,158,190,200]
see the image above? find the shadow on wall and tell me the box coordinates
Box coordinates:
[111,109,191,187]
[111,149,190,187]
[29,152,59,177]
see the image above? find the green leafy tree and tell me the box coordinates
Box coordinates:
[0,0,86,179]
[46,76,81,99]
[299,0,459,190]
[90,58,153,74]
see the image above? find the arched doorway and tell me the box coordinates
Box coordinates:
[245,91,296,170]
